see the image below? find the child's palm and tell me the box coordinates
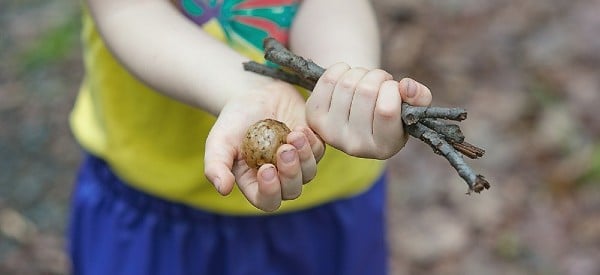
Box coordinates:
[204,82,323,212]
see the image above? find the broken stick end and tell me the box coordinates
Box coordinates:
[473,175,490,193]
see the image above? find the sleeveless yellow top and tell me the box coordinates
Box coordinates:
[70,2,384,215]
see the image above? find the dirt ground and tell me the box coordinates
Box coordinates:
[1,0,599,274]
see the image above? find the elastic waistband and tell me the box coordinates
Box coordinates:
[78,153,386,221]
[80,153,222,221]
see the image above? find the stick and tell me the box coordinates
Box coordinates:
[263,38,324,83]
[407,123,490,193]
[420,118,464,143]
[243,61,315,90]
[401,104,467,125]
[244,60,471,130]
[242,37,490,193]
[451,141,486,159]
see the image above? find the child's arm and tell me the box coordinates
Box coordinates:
[290,0,381,69]
[86,0,270,115]
[290,0,433,159]
[85,0,322,212]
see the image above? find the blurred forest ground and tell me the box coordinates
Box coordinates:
[0,0,599,274]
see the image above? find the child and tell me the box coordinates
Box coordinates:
[69,0,432,274]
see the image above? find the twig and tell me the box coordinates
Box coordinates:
[242,37,490,193]
[401,104,467,125]
[451,141,486,159]
[263,38,324,83]
[243,61,315,90]
[407,123,490,193]
[417,118,484,158]
[244,58,470,131]
[420,118,464,143]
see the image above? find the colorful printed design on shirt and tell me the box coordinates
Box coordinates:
[179,0,300,50]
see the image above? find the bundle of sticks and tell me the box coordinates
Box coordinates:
[243,38,490,194]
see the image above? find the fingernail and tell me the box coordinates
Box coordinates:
[406,79,417,98]
[281,149,296,163]
[262,166,277,181]
[213,177,223,195]
[291,137,305,149]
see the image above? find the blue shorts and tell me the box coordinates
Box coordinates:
[68,154,388,275]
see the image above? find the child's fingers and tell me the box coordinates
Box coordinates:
[204,131,236,196]
[275,144,303,200]
[245,164,282,212]
[306,63,350,135]
[398,78,433,107]
[328,67,369,125]
[300,126,325,162]
[230,161,282,212]
[348,69,393,141]
[373,80,406,159]
[288,130,317,183]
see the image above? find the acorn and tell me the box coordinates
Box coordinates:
[241,119,291,169]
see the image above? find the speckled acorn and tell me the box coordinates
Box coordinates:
[241,119,291,169]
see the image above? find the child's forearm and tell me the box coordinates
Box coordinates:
[86,0,277,116]
[289,0,381,69]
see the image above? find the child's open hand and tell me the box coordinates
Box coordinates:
[306,62,432,159]
[204,82,324,212]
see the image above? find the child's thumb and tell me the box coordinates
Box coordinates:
[204,132,236,196]
[398,78,432,107]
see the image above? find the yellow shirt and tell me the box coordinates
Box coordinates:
[70,6,384,215]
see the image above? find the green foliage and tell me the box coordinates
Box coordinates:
[528,77,561,108]
[18,12,80,73]
[582,144,600,185]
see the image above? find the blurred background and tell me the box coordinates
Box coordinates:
[0,0,598,274]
